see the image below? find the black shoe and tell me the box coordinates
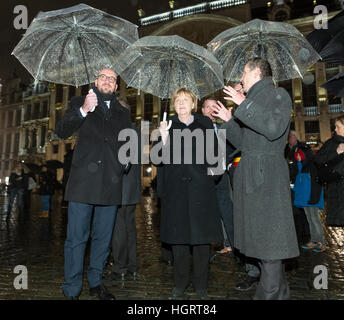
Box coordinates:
[168,287,187,300]
[89,284,115,300]
[65,296,79,300]
[129,271,138,281]
[196,289,209,300]
[109,272,126,281]
[235,276,259,291]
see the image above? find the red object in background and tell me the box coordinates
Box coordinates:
[294,149,306,161]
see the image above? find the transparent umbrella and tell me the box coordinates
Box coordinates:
[12,3,138,87]
[116,35,224,100]
[207,19,321,82]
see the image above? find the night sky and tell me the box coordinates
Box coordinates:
[0,0,205,83]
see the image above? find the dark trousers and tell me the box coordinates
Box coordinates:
[62,201,117,297]
[291,191,310,243]
[215,173,234,247]
[111,204,138,274]
[23,190,32,213]
[7,188,24,215]
[254,259,290,300]
[171,244,210,292]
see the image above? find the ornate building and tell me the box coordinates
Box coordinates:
[0,75,23,183]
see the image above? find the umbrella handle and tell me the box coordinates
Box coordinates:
[163,112,172,130]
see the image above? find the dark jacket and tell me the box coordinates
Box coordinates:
[221,77,299,260]
[55,95,132,205]
[314,134,344,226]
[214,122,236,191]
[9,170,28,190]
[155,112,223,245]
[121,123,141,205]
[285,141,311,183]
[285,141,322,204]
[38,170,55,195]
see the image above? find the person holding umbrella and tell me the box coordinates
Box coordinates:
[56,68,132,300]
[212,58,299,300]
[156,88,223,300]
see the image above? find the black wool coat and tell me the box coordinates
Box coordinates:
[155,113,223,245]
[55,95,132,205]
[314,134,344,226]
[121,123,141,206]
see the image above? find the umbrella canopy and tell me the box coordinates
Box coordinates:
[116,35,224,99]
[207,19,321,82]
[46,160,64,169]
[321,71,344,98]
[306,10,344,65]
[23,163,41,174]
[12,3,138,87]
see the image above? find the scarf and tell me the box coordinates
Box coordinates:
[91,85,116,113]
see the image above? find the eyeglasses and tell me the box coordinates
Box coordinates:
[97,74,117,83]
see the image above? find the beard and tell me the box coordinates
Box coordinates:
[99,86,113,94]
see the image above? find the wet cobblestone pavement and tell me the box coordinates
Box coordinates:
[0,190,343,301]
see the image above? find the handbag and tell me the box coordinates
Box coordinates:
[316,154,344,184]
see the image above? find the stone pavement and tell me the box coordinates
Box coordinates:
[0,190,343,301]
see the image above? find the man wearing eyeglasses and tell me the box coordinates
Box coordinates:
[56,68,132,300]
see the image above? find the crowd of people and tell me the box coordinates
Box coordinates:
[5,161,58,220]
[4,60,344,301]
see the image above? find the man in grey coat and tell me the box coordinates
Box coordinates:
[212,58,299,300]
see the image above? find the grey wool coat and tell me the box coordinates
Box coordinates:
[221,78,300,260]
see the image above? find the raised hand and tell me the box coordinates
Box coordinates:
[211,100,233,122]
[223,84,246,106]
[82,89,98,113]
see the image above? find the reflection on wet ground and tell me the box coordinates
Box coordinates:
[0,190,343,300]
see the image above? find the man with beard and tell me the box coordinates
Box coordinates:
[56,68,132,300]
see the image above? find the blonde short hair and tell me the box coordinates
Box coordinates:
[170,88,198,112]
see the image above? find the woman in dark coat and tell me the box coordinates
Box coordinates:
[156,88,222,300]
[314,115,344,227]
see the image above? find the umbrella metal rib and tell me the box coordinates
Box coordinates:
[34,32,67,84]
[268,37,303,79]
[80,32,115,68]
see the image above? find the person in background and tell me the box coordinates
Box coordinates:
[284,131,311,244]
[108,97,141,281]
[314,115,344,250]
[38,164,55,218]
[6,162,28,221]
[293,149,325,252]
[202,97,235,255]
